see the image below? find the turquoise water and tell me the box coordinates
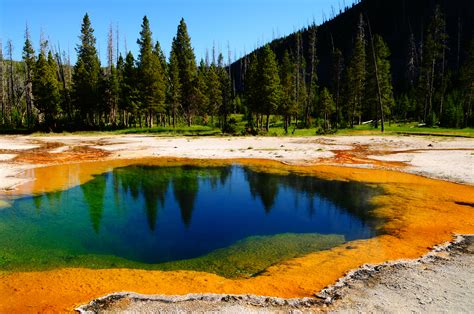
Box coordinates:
[0,165,382,277]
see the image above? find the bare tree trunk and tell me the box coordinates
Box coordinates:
[439,26,447,119]
[324,112,328,131]
[306,25,317,128]
[25,80,32,128]
[351,96,357,128]
[0,40,5,125]
[172,108,176,128]
[56,45,73,124]
[66,49,72,122]
[227,42,235,104]
[24,73,33,128]
[24,27,34,128]
[107,25,114,74]
[296,32,301,123]
[466,93,472,128]
[6,40,14,126]
[335,65,341,126]
[107,24,117,126]
[367,17,384,132]
[428,58,435,120]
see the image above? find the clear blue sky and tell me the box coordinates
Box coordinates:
[1,0,356,63]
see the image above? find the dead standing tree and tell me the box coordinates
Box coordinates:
[54,43,72,123]
[6,40,19,126]
[107,23,118,125]
[366,15,385,132]
[23,25,35,128]
[0,39,4,125]
[306,24,318,128]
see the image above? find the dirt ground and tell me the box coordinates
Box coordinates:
[324,234,474,313]
[0,134,473,313]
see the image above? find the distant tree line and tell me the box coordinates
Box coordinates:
[0,15,234,132]
[0,5,473,133]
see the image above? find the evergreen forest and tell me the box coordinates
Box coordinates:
[0,0,473,134]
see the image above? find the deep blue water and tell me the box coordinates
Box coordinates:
[2,165,381,266]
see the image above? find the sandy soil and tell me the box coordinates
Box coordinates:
[0,134,473,313]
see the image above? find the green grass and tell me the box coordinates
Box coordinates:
[113,125,221,136]
[335,123,474,137]
[20,117,474,138]
[28,125,222,137]
[230,115,474,137]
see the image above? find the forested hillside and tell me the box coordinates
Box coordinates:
[233,0,474,88]
[0,0,473,133]
[232,0,474,130]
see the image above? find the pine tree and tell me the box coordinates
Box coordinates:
[441,88,464,128]
[259,45,282,132]
[460,38,474,127]
[367,35,394,128]
[403,32,420,121]
[55,48,73,125]
[419,5,448,125]
[171,18,197,126]
[155,41,168,75]
[120,52,139,127]
[319,87,336,131]
[167,50,181,127]
[136,16,165,127]
[330,48,344,126]
[244,53,259,130]
[99,66,119,127]
[110,65,120,125]
[22,25,35,128]
[406,32,418,89]
[396,93,416,121]
[0,40,4,125]
[206,61,221,123]
[136,16,151,126]
[294,31,307,128]
[279,50,296,133]
[103,24,119,125]
[194,59,209,122]
[5,40,14,126]
[217,53,232,130]
[153,41,167,126]
[116,53,125,125]
[305,24,319,128]
[33,45,60,130]
[345,14,366,127]
[72,13,101,126]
